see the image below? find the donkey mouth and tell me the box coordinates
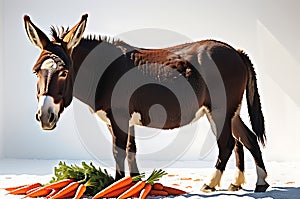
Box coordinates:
[40,119,58,130]
[41,122,57,130]
[37,113,59,130]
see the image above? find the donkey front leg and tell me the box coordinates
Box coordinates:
[127,112,142,177]
[109,126,127,180]
[127,125,140,177]
[108,114,129,180]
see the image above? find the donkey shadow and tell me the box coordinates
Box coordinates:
[149,187,300,199]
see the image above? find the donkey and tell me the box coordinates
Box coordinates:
[24,14,269,192]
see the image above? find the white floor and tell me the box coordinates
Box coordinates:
[0,159,299,198]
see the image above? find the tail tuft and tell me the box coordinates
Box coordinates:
[237,50,266,146]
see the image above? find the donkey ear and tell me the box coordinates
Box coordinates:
[63,14,88,51]
[24,15,50,50]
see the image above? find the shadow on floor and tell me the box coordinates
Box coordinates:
[161,187,300,199]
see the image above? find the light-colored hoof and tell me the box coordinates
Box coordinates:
[201,184,216,193]
[228,183,243,191]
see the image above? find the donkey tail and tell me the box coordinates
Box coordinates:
[237,50,266,146]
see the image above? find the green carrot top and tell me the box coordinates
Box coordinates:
[145,169,167,185]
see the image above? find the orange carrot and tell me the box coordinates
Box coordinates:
[24,187,52,198]
[2,185,27,191]
[45,189,59,198]
[102,183,135,198]
[92,176,133,199]
[139,183,152,199]
[149,189,168,196]
[163,186,187,195]
[117,181,146,199]
[25,186,41,195]
[73,184,86,199]
[49,181,79,199]
[43,179,74,190]
[132,192,140,198]
[121,169,167,199]
[57,190,76,198]
[153,183,164,190]
[9,183,42,195]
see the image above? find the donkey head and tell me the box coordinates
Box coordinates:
[24,14,87,130]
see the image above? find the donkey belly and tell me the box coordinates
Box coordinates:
[129,83,203,129]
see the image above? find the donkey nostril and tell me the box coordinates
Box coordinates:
[36,113,41,122]
[49,113,55,123]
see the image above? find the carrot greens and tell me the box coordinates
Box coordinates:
[50,161,114,195]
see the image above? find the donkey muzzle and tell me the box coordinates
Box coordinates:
[36,95,60,130]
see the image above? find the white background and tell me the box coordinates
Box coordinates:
[0,0,299,164]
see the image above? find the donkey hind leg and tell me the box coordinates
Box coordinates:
[201,116,235,192]
[228,139,245,191]
[232,115,269,192]
[127,125,140,177]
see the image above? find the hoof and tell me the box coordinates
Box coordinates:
[201,184,216,193]
[228,183,243,191]
[254,183,270,192]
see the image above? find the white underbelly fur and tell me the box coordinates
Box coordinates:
[95,106,209,129]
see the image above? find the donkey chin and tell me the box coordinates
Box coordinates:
[35,95,62,131]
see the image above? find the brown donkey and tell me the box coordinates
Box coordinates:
[24,14,269,192]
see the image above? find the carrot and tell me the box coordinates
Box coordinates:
[73,184,86,199]
[2,185,27,191]
[57,190,76,198]
[102,183,135,198]
[9,183,42,195]
[163,186,187,195]
[49,181,79,199]
[92,175,143,199]
[117,180,146,199]
[92,176,132,198]
[149,189,168,196]
[25,186,41,195]
[139,183,152,199]
[46,189,59,198]
[132,192,140,198]
[24,187,52,198]
[118,169,167,199]
[153,182,164,190]
[43,179,74,190]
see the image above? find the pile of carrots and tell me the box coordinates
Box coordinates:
[2,171,187,199]
[2,162,188,198]
[92,169,187,199]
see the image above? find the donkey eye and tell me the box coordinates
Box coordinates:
[33,71,38,76]
[59,70,68,78]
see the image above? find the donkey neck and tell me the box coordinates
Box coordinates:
[71,37,133,110]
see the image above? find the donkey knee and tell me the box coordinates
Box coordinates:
[127,150,136,160]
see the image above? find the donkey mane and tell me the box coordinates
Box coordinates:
[50,26,69,43]
[50,26,124,45]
